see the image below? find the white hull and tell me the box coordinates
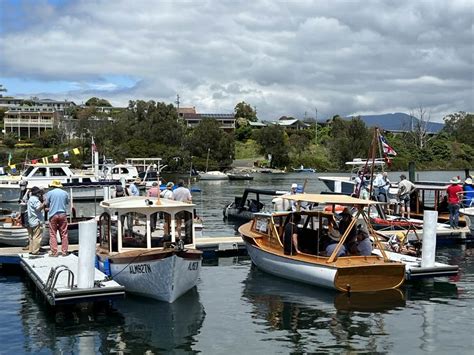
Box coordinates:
[245,241,337,289]
[0,184,105,202]
[0,224,80,247]
[107,254,201,303]
[460,207,474,231]
[199,171,228,180]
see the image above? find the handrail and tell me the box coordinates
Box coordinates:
[45,265,75,292]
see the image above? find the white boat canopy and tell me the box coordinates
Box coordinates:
[101,196,195,214]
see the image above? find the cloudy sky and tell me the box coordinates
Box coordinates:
[0,0,472,122]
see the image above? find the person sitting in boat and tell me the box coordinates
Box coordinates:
[338,208,356,251]
[437,195,449,213]
[128,178,141,196]
[112,184,128,198]
[325,226,347,257]
[397,174,416,219]
[283,213,301,255]
[289,183,298,211]
[354,224,372,256]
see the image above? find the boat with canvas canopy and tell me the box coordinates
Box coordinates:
[239,193,406,293]
[96,196,202,303]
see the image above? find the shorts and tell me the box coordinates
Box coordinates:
[399,194,410,207]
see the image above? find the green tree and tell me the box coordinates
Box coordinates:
[443,112,473,147]
[185,118,234,169]
[254,125,290,168]
[85,97,112,107]
[36,128,62,148]
[2,132,17,149]
[326,117,371,169]
[234,101,257,125]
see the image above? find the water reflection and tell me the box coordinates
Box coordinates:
[241,266,406,353]
[113,289,205,353]
[17,278,205,353]
[19,281,124,353]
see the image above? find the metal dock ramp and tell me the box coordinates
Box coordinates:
[20,253,125,306]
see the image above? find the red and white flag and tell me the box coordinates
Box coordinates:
[379,134,397,156]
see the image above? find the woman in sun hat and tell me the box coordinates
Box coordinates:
[462,177,474,207]
[446,176,463,228]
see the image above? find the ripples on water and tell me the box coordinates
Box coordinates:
[0,171,472,353]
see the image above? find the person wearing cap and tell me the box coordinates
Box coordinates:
[160,182,175,200]
[447,177,463,228]
[45,180,70,257]
[325,222,347,257]
[397,174,416,219]
[27,186,45,255]
[128,178,141,196]
[462,177,474,207]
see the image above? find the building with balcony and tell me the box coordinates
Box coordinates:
[3,106,59,138]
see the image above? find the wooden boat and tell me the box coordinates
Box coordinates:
[223,188,287,221]
[96,196,203,303]
[239,194,405,292]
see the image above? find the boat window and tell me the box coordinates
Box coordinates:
[255,216,269,233]
[50,168,67,176]
[83,178,91,183]
[23,166,34,176]
[176,210,193,245]
[121,212,147,248]
[98,212,112,251]
[32,168,47,177]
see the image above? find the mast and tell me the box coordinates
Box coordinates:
[205,148,210,173]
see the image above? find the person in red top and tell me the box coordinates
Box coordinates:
[446,177,463,228]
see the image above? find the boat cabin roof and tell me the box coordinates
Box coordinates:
[282,193,381,205]
[100,196,195,213]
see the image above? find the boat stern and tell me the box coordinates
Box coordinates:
[334,264,405,292]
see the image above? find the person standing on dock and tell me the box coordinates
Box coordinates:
[446,177,463,229]
[27,187,45,255]
[173,180,192,239]
[45,180,70,257]
[398,174,416,219]
[462,177,474,207]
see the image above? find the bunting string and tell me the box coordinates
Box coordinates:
[5,147,82,173]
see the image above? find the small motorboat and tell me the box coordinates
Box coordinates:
[96,196,203,303]
[227,173,254,181]
[223,188,287,221]
[198,171,229,180]
[292,165,316,173]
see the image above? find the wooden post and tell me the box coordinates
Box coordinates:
[408,161,415,182]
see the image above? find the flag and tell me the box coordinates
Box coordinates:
[31,159,38,164]
[7,152,12,166]
[9,164,16,173]
[73,148,80,155]
[53,154,59,162]
[63,151,69,158]
[379,134,397,156]
[42,157,49,164]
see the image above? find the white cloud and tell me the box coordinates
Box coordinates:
[0,0,472,122]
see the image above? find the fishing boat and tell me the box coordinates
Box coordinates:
[239,193,406,292]
[96,196,203,303]
[223,188,288,221]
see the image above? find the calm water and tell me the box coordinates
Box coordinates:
[1,171,473,354]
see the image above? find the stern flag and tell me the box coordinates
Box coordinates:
[73,148,80,155]
[91,137,97,153]
[379,134,397,156]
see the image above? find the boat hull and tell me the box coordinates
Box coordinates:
[102,251,202,303]
[244,239,404,292]
[0,185,106,203]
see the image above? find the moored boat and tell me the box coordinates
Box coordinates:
[227,173,254,180]
[96,196,202,303]
[239,193,406,292]
[198,171,229,180]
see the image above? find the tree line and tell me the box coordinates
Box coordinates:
[0,98,472,172]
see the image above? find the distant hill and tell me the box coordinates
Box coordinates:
[345,113,444,134]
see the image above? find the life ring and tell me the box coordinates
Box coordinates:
[324,205,345,213]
